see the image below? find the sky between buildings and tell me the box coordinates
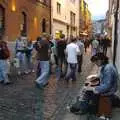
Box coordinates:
[85,0,109,20]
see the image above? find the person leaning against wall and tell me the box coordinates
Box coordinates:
[0,34,11,85]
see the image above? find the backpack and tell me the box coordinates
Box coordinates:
[70,91,99,115]
[0,41,10,59]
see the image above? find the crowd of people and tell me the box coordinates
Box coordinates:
[0,33,112,87]
[0,33,85,86]
[91,35,111,56]
[34,34,85,88]
[0,32,119,119]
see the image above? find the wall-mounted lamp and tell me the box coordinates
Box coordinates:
[11,0,16,12]
[34,17,38,26]
[34,16,38,30]
[34,17,37,23]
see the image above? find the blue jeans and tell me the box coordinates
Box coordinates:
[66,63,77,81]
[26,55,34,72]
[0,60,9,83]
[36,61,49,86]
[92,48,97,56]
[16,52,26,73]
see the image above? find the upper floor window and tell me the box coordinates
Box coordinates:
[20,12,27,35]
[42,18,46,33]
[57,2,61,14]
[70,0,75,3]
[0,5,5,35]
[70,11,76,25]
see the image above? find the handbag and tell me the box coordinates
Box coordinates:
[70,91,99,115]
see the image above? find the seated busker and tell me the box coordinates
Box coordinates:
[70,53,119,119]
[89,53,118,119]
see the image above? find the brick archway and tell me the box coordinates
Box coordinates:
[20,11,27,36]
[0,4,5,35]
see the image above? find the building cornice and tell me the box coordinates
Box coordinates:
[36,0,51,8]
[53,18,69,26]
[53,18,77,28]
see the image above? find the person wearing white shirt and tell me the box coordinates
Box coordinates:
[65,38,80,81]
[91,38,99,56]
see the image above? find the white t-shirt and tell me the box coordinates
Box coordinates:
[66,42,80,63]
[76,40,84,55]
[92,39,99,49]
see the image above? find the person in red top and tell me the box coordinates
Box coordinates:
[0,35,11,85]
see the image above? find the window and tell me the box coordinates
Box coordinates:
[70,11,76,25]
[57,2,61,14]
[70,0,75,3]
[20,12,27,35]
[37,0,49,6]
[42,18,46,32]
[0,5,5,35]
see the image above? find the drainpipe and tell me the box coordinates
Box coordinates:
[113,0,119,64]
[50,0,52,34]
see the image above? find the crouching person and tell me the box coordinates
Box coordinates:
[70,53,118,119]
[0,35,11,85]
[86,53,118,119]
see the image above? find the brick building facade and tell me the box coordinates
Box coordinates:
[0,0,51,41]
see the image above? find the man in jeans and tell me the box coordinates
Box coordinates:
[76,37,84,73]
[65,38,80,81]
[35,34,50,88]
[57,34,67,78]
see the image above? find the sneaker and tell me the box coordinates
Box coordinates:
[35,82,44,89]
[64,77,69,82]
[98,116,107,120]
[43,82,49,87]
[18,71,21,75]
[32,70,35,73]
[72,78,77,81]
[4,81,12,85]
[0,80,4,84]
[24,71,29,74]
[78,70,82,73]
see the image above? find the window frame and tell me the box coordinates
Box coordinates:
[57,2,61,14]
[0,5,5,35]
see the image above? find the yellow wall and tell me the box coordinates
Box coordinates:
[79,0,92,36]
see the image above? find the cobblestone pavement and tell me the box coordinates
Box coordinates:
[0,48,119,120]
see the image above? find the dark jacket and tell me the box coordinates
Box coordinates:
[57,40,66,58]
[36,40,49,61]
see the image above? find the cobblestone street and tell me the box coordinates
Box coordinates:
[0,49,120,120]
[0,48,93,120]
[0,0,119,119]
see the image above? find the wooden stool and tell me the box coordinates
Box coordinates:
[97,96,112,118]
